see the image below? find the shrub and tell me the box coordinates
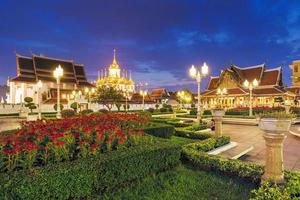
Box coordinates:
[80,109,93,115]
[61,109,75,118]
[160,107,168,113]
[182,147,264,183]
[0,143,181,199]
[155,104,160,110]
[203,110,212,115]
[142,123,175,138]
[147,108,155,113]
[70,102,79,112]
[166,121,191,127]
[98,108,109,114]
[189,108,197,115]
[54,103,64,111]
[24,97,37,113]
[175,126,212,140]
[184,136,230,152]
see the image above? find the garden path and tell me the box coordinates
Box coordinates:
[223,124,300,171]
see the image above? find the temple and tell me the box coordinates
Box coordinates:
[96,49,135,93]
[201,64,295,108]
[7,54,93,104]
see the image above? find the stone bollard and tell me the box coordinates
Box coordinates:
[212,109,225,138]
[259,118,291,184]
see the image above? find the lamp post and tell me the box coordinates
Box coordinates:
[123,90,132,112]
[84,87,95,109]
[177,90,185,109]
[53,65,64,119]
[243,79,258,117]
[216,88,227,108]
[37,80,43,120]
[140,90,147,111]
[189,62,209,123]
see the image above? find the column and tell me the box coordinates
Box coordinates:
[214,116,223,137]
[262,132,286,184]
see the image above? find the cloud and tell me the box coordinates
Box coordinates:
[175,30,231,47]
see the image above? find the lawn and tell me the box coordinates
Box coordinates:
[101,164,256,200]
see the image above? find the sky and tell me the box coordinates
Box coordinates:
[1,0,300,92]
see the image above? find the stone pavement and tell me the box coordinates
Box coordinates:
[223,124,300,171]
[0,117,22,132]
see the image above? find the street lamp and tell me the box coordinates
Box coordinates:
[189,62,209,123]
[216,88,227,108]
[177,90,185,108]
[37,80,43,120]
[53,65,64,119]
[140,90,147,111]
[84,87,95,109]
[243,79,258,117]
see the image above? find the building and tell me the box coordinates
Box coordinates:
[150,88,170,103]
[7,54,93,104]
[201,64,295,108]
[286,60,300,103]
[96,49,135,93]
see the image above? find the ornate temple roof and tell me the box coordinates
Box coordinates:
[109,49,120,70]
[203,63,285,97]
[10,54,93,87]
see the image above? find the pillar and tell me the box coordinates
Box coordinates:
[262,132,286,184]
[214,116,223,137]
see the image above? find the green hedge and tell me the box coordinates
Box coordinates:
[142,123,175,138]
[184,136,230,152]
[175,126,212,140]
[182,147,263,183]
[0,143,181,199]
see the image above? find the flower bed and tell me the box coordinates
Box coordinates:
[0,113,150,172]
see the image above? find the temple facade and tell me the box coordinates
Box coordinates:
[201,64,295,109]
[96,49,135,93]
[7,54,93,104]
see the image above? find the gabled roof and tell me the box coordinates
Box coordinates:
[230,64,264,83]
[207,76,219,90]
[260,67,282,86]
[10,54,91,87]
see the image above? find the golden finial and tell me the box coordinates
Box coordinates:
[113,48,117,64]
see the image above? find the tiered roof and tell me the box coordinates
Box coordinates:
[11,54,93,87]
[202,64,290,97]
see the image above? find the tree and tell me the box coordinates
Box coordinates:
[92,86,123,111]
[24,97,37,113]
[176,89,193,104]
[70,102,79,112]
[115,102,122,111]
[54,103,64,111]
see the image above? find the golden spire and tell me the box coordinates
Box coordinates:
[109,48,120,69]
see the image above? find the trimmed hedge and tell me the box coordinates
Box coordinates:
[182,146,263,183]
[175,126,212,140]
[184,136,230,152]
[0,143,181,199]
[142,123,175,138]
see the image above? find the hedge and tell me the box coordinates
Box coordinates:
[142,123,175,138]
[0,142,181,199]
[182,146,263,183]
[184,136,230,152]
[175,127,212,140]
[182,144,300,199]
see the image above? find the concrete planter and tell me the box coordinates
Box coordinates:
[259,118,291,133]
[27,114,38,121]
[212,109,225,117]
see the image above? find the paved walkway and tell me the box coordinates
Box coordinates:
[223,124,300,171]
[0,117,22,132]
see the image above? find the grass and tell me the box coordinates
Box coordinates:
[101,164,256,200]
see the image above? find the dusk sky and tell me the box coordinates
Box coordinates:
[1,0,300,92]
